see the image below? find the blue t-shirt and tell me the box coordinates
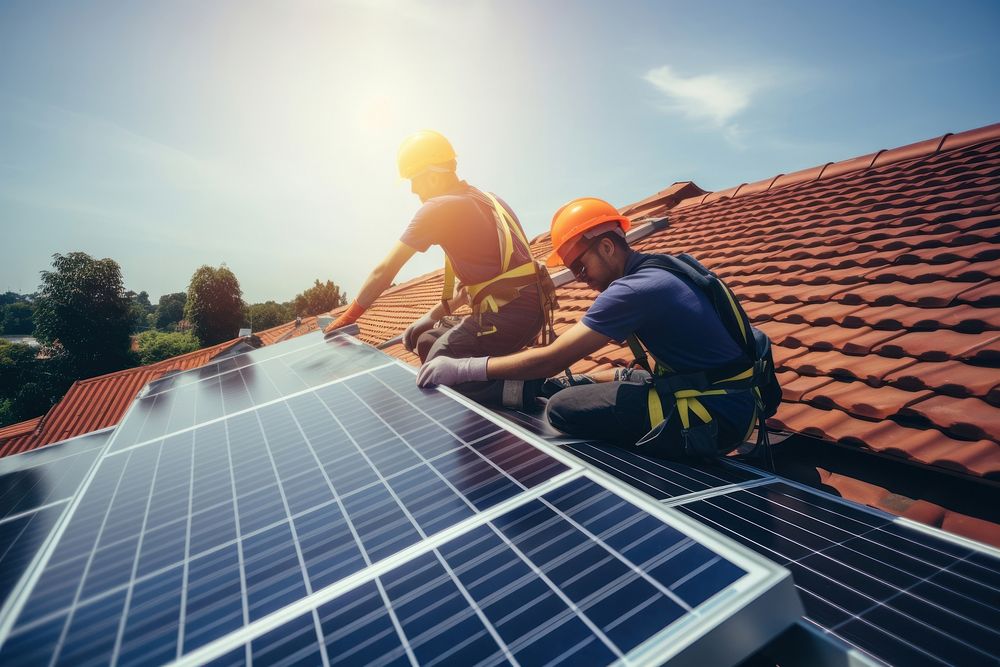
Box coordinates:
[582,252,754,428]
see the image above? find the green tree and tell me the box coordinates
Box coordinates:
[185,265,245,346]
[0,291,26,307]
[248,301,293,331]
[154,292,187,330]
[292,279,348,317]
[33,252,134,376]
[127,290,154,332]
[2,301,34,335]
[0,341,74,427]
[133,330,201,365]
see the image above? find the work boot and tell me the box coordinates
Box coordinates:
[501,379,546,412]
[540,372,596,399]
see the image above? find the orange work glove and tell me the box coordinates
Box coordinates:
[325,300,367,333]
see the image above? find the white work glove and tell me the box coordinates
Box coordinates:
[417,356,489,388]
[402,313,437,352]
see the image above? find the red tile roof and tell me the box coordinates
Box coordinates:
[348,122,1000,480]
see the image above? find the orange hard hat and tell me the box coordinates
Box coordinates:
[397,130,457,179]
[546,197,631,267]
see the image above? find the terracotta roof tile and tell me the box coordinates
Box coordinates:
[777,372,836,403]
[956,280,1000,307]
[872,330,995,361]
[884,360,1000,402]
[770,302,868,327]
[836,279,989,307]
[898,395,1000,442]
[801,379,933,420]
[768,402,998,477]
[0,416,41,440]
[839,303,1000,333]
[781,349,915,386]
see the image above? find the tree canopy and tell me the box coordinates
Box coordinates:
[32,252,134,376]
[0,340,75,427]
[292,279,348,317]
[185,265,245,346]
[134,330,200,365]
[1,301,34,335]
[154,292,187,331]
[248,301,293,331]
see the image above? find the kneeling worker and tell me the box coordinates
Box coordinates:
[325,130,555,409]
[418,197,779,460]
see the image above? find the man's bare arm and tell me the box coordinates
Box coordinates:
[486,322,611,380]
[355,242,418,307]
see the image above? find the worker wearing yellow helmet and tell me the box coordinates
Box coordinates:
[418,197,781,461]
[326,130,556,408]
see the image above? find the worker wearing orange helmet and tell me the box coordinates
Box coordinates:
[326,130,556,408]
[419,197,779,460]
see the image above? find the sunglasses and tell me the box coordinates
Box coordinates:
[568,240,598,280]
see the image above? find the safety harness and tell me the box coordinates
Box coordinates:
[439,190,558,343]
[625,254,782,463]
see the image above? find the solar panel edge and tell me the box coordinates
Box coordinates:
[719,464,1000,560]
[659,476,780,507]
[626,565,803,667]
[0,427,114,476]
[0,498,71,529]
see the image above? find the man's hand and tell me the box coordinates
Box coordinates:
[417,356,489,388]
[324,300,367,334]
[403,313,437,352]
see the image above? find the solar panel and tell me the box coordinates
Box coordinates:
[0,430,111,615]
[0,430,109,519]
[178,475,798,667]
[109,333,388,453]
[562,441,766,502]
[0,334,800,665]
[675,480,1000,665]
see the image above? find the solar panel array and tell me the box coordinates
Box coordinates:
[0,333,798,666]
[495,401,1000,665]
[545,431,1000,666]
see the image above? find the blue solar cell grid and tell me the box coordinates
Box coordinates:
[0,361,572,665]
[109,334,389,452]
[562,441,763,501]
[677,481,1000,666]
[0,433,107,518]
[215,476,749,665]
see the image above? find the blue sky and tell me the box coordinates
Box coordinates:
[1,0,998,304]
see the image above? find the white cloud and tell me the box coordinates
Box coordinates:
[644,65,754,126]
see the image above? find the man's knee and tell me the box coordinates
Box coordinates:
[415,330,441,362]
[545,391,585,437]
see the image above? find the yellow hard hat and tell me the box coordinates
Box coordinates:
[397,130,457,179]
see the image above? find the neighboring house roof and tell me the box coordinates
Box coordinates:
[0,339,236,456]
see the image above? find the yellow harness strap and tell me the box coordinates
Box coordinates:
[439,191,541,335]
[639,334,755,435]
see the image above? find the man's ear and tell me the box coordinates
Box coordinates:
[598,236,616,259]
